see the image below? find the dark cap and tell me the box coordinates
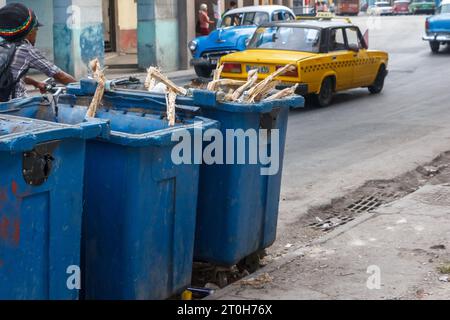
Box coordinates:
[0,3,43,41]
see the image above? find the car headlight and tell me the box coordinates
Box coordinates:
[189,40,198,52]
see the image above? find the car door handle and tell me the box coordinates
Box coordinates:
[332,56,337,60]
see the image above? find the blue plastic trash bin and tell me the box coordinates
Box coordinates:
[67,80,304,268]
[0,94,218,300]
[0,109,108,300]
[191,90,303,267]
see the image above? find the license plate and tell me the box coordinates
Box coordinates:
[246,65,270,74]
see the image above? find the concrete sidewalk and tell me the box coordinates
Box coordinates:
[211,184,450,300]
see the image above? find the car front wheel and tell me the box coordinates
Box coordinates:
[369,65,386,94]
[194,65,213,78]
[430,41,440,53]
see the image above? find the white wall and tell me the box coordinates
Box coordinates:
[118,0,137,30]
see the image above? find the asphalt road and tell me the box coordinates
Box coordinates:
[272,15,450,252]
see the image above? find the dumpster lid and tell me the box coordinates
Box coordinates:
[0,114,108,152]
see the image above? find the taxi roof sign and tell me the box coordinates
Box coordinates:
[316,12,334,19]
[296,12,352,24]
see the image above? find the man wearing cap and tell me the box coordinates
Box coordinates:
[0,2,76,101]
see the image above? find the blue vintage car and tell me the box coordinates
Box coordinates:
[189,5,295,77]
[423,0,450,53]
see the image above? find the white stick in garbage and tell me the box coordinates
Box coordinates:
[245,64,296,103]
[144,66,158,91]
[253,80,280,102]
[207,64,224,91]
[231,69,258,101]
[166,89,177,127]
[145,67,188,96]
[86,58,106,118]
[265,84,299,101]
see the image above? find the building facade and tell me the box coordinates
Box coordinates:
[0,0,295,77]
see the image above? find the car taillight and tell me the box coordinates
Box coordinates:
[276,65,299,78]
[222,63,242,73]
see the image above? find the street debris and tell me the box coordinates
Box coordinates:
[86,58,106,118]
[239,273,273,288]
[430,245,446,250]
[424,166,440,176]
[438,263,450,274]
[438,276,449,282]
[308,215,355,232]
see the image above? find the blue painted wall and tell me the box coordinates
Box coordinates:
[137,0,179,71]
[6,0,54,60]
[53,0,104,78]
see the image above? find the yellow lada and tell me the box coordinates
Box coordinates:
[219,19,389,107]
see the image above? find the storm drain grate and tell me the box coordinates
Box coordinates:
[308,193,386,232]
[346,193,384,214]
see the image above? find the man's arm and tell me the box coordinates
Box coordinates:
[27,45,77,87]
[53,71,77,85]
[24,71,76,94]
[23,76,46,93]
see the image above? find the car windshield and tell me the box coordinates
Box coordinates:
[221,12,270,27]
[376,3,391,7]
[248,26,321,53]
[441,4,450,13]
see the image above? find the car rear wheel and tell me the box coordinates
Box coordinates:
[368,65,386,94]
[315,77,334,107]
[194,65,213,78]
[430,41,440,53]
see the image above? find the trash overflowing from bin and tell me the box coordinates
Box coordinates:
[139,63,300,104]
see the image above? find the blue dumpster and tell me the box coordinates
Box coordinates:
[1,94,218,300]
[68,80,304,268]
[0,108,108,300]
[192,90,303,267]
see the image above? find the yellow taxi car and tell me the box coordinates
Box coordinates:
[219,18,389,107]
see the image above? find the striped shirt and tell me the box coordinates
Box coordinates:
[8,39,61,98]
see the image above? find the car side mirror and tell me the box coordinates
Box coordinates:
[348,44,360,52]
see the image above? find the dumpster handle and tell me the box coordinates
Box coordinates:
[106,94,167,108]
[105,94,201,115]
[0,108,21,114]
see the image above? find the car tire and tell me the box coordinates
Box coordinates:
[430,41,440,53]
[194,65,213,78]
[315,77,334,107]
[368,65,386,94]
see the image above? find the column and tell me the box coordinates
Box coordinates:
[237,0,244,7]
[137,0,179,71]
[178,0,195,70]
[53,0,104,78]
